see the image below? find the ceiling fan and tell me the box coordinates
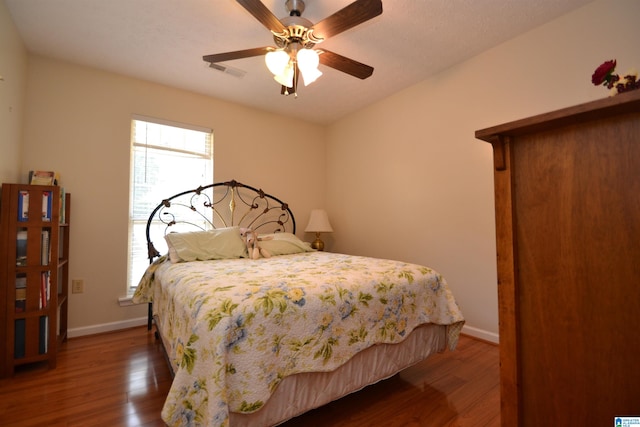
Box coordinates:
[203,0,383,97]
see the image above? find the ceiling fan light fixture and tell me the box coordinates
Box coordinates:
[274,62,295,87]
[300,66,322,86]
[204,0,382,96]
[265,50,290,75]
[297,48,322,86]
[296,48,319,69]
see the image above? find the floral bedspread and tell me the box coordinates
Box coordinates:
[133,251,465,426]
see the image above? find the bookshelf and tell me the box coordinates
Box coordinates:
[0,183,70,377]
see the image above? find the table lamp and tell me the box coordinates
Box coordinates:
[305,209,333,251]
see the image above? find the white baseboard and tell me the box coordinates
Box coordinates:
[461,324,499,344]
[67,316,148,338]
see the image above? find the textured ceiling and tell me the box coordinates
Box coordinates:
[5,0,593,124]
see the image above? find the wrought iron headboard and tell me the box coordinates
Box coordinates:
[145,179,296,263]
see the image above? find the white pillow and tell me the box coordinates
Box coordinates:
[258,232,315,256]
[165,226,247,263]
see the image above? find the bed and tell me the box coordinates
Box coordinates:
[132,180,465,426]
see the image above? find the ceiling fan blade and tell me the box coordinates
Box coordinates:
[318,49,374,79]
[203,47,271,64]
[236,0,285,33]
[311,0,382,40]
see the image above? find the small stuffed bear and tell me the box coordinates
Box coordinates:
[240,228,273,259]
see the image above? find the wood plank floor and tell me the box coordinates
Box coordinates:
[0,327,499,426]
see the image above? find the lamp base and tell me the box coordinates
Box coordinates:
[311,233,325,251]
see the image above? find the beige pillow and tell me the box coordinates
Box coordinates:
[165,227,247,263]
[258,232,315,256]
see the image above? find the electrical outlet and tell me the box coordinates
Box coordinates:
[71,279,84,294]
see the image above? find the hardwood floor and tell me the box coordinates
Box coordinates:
[0,327,499,426]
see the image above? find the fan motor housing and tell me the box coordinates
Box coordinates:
[273,16,322,49]
[285,0,305,16]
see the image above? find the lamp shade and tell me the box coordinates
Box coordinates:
[297,48,322,86]
[297,48,319,69]
[305,209,333,233]
[265,50,290,75]
[274,62,294,87]
[300,66,322,86]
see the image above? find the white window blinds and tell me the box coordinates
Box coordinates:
[127,116,213,293]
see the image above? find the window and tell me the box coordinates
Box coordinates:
[127,116,213,294]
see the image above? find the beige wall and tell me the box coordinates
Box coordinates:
[0,0,27,183]
[20,57,326,335]
[326,0,640,341]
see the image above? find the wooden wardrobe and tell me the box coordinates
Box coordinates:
[476,90,640,426]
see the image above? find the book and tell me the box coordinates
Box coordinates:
[40,271,50,309]
[29,170,59,185]
[59,187,66,224]
[15,275,27,313]
[41,229,50,266]
[15,319,26,358]
[14,296,26,313]
[42,191,53,222]
[16,230,27,266]
[39,316,48,354]
[18,190,29,221]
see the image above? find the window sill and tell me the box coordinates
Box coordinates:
[118,296,139,307]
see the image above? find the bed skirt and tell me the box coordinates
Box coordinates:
[229,323,447,426]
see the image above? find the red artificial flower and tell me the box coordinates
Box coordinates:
[591,60,617,85]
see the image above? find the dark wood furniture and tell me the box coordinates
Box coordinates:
[0,183,70,377]
[476,90,640,426]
